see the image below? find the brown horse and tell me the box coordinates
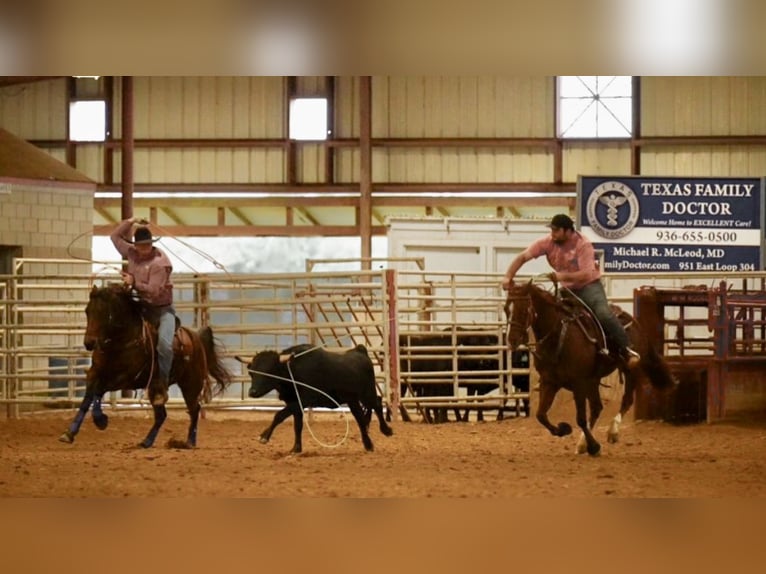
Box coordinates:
[59,283,233,448]
[504,280,675,456]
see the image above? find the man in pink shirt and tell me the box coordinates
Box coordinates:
[502,213,640,370]
[111,217,175,404]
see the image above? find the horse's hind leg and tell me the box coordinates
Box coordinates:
[609,373,636,444]
[536,381,571,437]
[59,391,96,443]
[182,388,203,448]
[185,401,201,447]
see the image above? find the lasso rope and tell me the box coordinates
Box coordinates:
[66,221,235,279]
[148,221,236,279]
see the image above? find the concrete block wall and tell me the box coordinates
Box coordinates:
[0,181,94,262]
[0,180,95,403]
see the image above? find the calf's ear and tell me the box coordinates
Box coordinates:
[278,353,292,363]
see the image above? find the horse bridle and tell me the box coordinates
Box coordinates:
[504,290,534,347]
[504,285,577,352]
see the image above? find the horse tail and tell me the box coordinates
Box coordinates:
[199,326,234,400]
[642,343,677,390]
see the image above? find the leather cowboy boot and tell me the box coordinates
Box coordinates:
[620,347,641,370]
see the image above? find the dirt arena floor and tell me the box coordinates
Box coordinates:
[2,389,766,498]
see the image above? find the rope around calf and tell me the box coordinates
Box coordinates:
[246,364,351,450]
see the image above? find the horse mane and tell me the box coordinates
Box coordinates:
[92,283,145,321]
[527,282,557,304]
[528,282,589,318]
[513,282,558,315]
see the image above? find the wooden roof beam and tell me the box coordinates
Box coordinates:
[92,224,388,237]
[294,206,320,225]
[228,206,253,225]
[371,208,386,225]
[95,206,117,224]
[159,207,185,225]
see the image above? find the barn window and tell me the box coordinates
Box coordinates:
[289,97,328,140]
[69,100,106,142]
[69,76,106,142]
[557,76,633,138]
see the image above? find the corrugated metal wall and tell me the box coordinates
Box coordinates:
[371,76,553,183]
[0,80,67,139]
[3,76,766,186]
[373,76,551,137]
[640,77,766,177]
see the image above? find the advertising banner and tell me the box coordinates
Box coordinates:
[577,176,764,273]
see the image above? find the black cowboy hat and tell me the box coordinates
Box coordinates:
[132,226,159,245]
[547,213,575,230]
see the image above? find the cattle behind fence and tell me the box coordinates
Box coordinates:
[21,260,766,422]
[395,270,528,421]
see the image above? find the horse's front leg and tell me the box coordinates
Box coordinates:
[578,382,604,453]
[91,393,109,430]
[138,380,171,448]
[574,388,601,456]
[139,404,167,448]
[59,391,96,443]
[536,381,571,437]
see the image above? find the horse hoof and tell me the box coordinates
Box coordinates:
[167,438,194,449]
[139,440,153,449]
[58,431,74,444]
[588,443,601,457]
[557,422,572,436]
[259,436,269,444]
[607,434,619,444]
[93,414,109,430]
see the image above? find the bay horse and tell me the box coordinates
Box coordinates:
[504,280,676,456]
[59,283,233,448]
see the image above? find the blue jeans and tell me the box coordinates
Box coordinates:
[156,306,175,380]
[569,280,630,350]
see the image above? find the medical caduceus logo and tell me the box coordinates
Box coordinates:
[585,180,640,239]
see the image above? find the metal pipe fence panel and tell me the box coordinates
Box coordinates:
[0,259,392,417]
